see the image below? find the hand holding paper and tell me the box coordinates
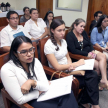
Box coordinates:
[37,75,73,102]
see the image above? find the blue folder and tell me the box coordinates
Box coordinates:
[13,31,25,38]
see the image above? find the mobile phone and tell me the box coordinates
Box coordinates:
[106,49,108,51]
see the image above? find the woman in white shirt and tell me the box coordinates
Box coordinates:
[1,36,78,108]
[24,8,48,40]
[44,19,100,108]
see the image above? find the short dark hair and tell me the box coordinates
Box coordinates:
[94,11,102,18]
[23,7,29,12]
[9,36,36,78]
[95,14,108,33]
[30,8,38,14]
[6,11,19,19]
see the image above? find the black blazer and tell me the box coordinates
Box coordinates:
[66,31,94,56]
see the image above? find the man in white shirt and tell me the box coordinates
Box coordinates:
[0,11,33,52]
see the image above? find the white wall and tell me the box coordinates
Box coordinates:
[0,0,17,10]
[16,0,36,10]
[0,0,36,10]
[0,0,88,27]
[53,0,89,27]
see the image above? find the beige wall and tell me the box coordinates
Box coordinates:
[53,0,89,27]
[0,0,36,10]
[16,0,36,10]
[0,0,88,27]
[0,0,17,10]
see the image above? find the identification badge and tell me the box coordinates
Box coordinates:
[102,41,104,46]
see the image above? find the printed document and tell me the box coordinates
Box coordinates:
[73,59,94,71]
[37,75,73,102]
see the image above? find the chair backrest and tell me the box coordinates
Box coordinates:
[20,22,25,26]
[39,37,49,66]
[0,52,9,69]
[64,29,69,40]
[0,52,9,83]
[0,26,5,31]
[32,41,38,58]
[54,16,62,20]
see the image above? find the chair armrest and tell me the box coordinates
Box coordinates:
[69,52,90,60]
[43,65,79,100]
[1,88,33,108]
[65,26,70,29]
[22,103,34,108]
[0,48,7,55]
[93,45,103,52]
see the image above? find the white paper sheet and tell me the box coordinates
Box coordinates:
[37,75,73,102]
[73,59,94,71]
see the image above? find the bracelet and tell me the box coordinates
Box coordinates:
[33,80,36,88]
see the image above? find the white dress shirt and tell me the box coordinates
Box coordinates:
[0,24,32,47]
[1,58,49,104]
[24,18,47,39]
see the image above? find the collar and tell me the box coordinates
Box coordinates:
[7,24,21,32]
[106,26,108,30]
[30,18,39,23]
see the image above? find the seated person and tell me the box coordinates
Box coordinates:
[1,36,78,108]
[66,18,108,90]
[0,11,33,52]
[89,11,102,35]
[44,19,100,108]
[91,15,108,60]
[44,11,54,35]
[24,8,48,40]
[20,7,30,23]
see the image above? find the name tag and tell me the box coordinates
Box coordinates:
[13,32,25,38]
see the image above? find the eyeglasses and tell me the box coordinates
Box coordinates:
[10,17,19,20]
[17,47,35,56]
[102,20,108,23]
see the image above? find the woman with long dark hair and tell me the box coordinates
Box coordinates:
[44,11,54,28]
[91,14,108,60]
[44,19,100,108]
[1,36,78,108]
[44,11,54,35]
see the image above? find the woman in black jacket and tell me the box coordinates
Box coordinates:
[66,18,108,91]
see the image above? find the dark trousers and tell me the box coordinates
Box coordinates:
[11,90,78,108]
[74,70,99,105]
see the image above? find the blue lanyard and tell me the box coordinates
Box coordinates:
[102,30,105,39]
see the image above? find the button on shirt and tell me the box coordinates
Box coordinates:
[24,18,47,39]
[0,24,32,47]
[91,27,108,48]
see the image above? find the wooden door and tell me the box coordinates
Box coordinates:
[36,0,53,19]
[85,0,108,35]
